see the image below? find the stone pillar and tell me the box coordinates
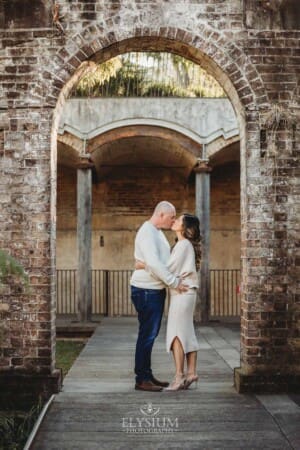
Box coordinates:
[194,160,212,323]
[77,162,93,322]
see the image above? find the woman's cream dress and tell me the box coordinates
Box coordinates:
[166,239,200,354]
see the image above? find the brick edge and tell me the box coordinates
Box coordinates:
[234,367,300,394]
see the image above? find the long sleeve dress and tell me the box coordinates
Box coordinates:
[166,239,200,354]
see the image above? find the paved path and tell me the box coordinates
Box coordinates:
[31,318,300,449]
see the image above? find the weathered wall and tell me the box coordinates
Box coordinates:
[58,98,239,143]
[57,166,192,269]
[244,0,300,30]
[56,162,240,270]
[0,0,299,396]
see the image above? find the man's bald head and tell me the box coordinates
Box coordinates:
[153,201,176,216]
[150,201,176,230]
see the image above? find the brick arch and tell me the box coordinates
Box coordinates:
[47,25,267,120]
[48,29,266,187]
[47,22,265,391]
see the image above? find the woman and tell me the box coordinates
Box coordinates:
[136,213,201,391]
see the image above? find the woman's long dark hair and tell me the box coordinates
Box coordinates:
[182,214,202,270]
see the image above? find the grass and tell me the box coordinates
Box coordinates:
[56,339,86,378]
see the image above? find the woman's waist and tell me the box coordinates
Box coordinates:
[179,274,199,288]
[169,286,197,295]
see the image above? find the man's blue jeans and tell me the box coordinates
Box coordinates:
[131,286,166,384]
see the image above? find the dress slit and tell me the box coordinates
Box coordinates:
[168,335,186,354]
[166,292,200,355]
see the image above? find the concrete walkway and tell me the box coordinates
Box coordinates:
[31,318,300,449]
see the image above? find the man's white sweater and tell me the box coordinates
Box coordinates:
[130,221,179,289]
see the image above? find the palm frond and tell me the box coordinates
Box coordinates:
[72,52,225,98]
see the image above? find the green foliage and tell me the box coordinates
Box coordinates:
[191,87,207,98]
[0,250,29,287]
[75,57,122,97]
[72,51,226,98]
[0,250,29,347]
[141,81,188,97]
[0,341,85,448]
[0,400,43,450]
[95,61,146,97]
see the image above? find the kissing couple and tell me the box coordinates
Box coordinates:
[130,201,201,392]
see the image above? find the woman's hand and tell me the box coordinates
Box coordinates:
[135,260,146,270]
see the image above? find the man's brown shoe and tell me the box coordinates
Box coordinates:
[150,376,169,387]
[135,380,163,392]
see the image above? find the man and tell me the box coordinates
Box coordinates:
[130,201,188,392]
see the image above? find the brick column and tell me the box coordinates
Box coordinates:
[76,160,93,322]
[234,112,300,393]
[194,159,212,323]
[0,108,62,407]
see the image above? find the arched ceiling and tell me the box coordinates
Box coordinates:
[209,141,240,167]
[57,141,81,168]
[57,125,203,179]
[57,127,240,179]
[91,135,197,178]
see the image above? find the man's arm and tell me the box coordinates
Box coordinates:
[135,259,188,293]
[136,227,179,288]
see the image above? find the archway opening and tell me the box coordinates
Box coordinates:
[51,35,246,377]
[56,64,241,317]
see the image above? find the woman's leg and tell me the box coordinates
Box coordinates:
[186,351,197,375]
[171,337,185,375]
[184,351,199,389]
[165,337,186,390]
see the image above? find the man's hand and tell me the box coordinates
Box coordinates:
[176,281,189,294]
[180,272,192,279]
[135,260,146,270]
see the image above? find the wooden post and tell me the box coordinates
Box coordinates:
[77,167,92,322]
[194,159,212,323]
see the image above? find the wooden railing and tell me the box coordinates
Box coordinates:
[210,269,241,317]
[56,269,241,318]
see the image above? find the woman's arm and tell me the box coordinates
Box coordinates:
[135,258,188,285]
[168,241,196,277]
[135,251,189,292]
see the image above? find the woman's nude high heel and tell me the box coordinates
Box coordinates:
[164,373,186,391]
[184,373,199,389]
